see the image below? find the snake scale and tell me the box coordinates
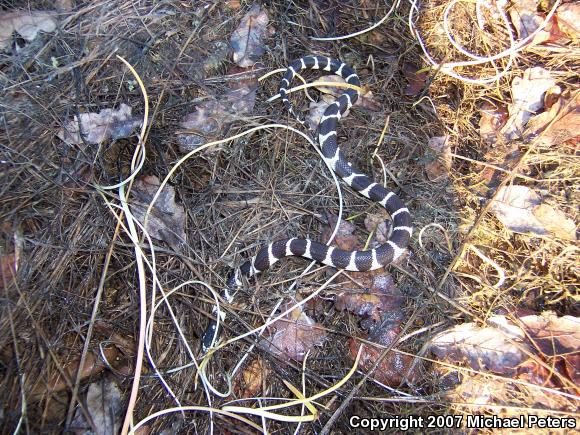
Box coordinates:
[201,56,412,352]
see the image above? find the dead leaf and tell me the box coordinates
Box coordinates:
[402,63,428,96]
[0,10,57,51]
[489,185,547,235]
[28,347,119,402]
[58,104,142,146]
[490,185,576,239]
[224,85,257,115]
[227,64,260,90]
[501,67,556,141]
[364,211,390,244]
[230,4,270,67]
[431,313,580,398]
[306,95,336,131]
[130,175,186,248]
[509,0,549,44]
[320,213,359,252]
[348,321,418,387]
[556,3,580,40]
[225,0,242,11]
[532,204,577,240]
[70,379,122,435]
[0,252,18,289]
[518,313,580,357]
[335,273,404,323]
[479,101,508,145]
[533,90,580,147]
[177,85,256,153]
[259,303,327,361]
[430,321,526,375]
[523,86,564,138]
[425,135,452,182]
[234,358,269,397]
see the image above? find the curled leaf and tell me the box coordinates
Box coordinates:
[177,85,256,152]
[259,303,327,361]
[501,67,555,141]
[348,320,418,387]
[335,273,404,324]
[230,4,270,67]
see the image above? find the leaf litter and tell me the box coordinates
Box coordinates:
[0,10,57,51]
[259,302,327,362]
[501,67,556,141]
[58,104,142,146]
[176,83,257,153]
[70,378,123,435]
[424,135,452,182]
[319,214,416,386]
[429,312,580,403]
[230,3,271,68]
[130,175,187,248]
[489,185,576,240]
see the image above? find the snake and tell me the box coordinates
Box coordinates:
[201,55,412,352]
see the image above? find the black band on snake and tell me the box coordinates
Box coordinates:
[201,56,412,352]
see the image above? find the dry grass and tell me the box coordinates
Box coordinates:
[0,0,578,433]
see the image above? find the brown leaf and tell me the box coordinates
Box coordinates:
[70,378,122,435]
[557,3,580,40]
[230,4,270,67]
[402,63,428,97]
[28,347,119,402]
[225,0,242,11]
[348,333,418,387]
[320,213,359,251]
[130,175,186,248]
[424,135,451,182]
[489,185,548,235]
[479,101,508,145]
[0,10,56,50]
[259,303,327,361]
[58,104,141,146]
[227,65,260,90]
[509,0,548,44]
[430,321,526,375]
[0,252,18,289]
[501,67,556,141]
[430,312,580,389]
[234,358,269,398]
[306,95,336,131]
[364,211,390,244]
[518,313,580,357]
[335,271,406,334]
[532,204,577,240]
[489,185,576,239]
[336,288,404,325]
[533,90,580,147]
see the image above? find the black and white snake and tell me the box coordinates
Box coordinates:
[201,56,412,352]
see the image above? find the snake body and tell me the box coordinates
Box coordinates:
[202,56,412,352]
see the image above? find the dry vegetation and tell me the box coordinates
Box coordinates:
[0,0,578,433]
